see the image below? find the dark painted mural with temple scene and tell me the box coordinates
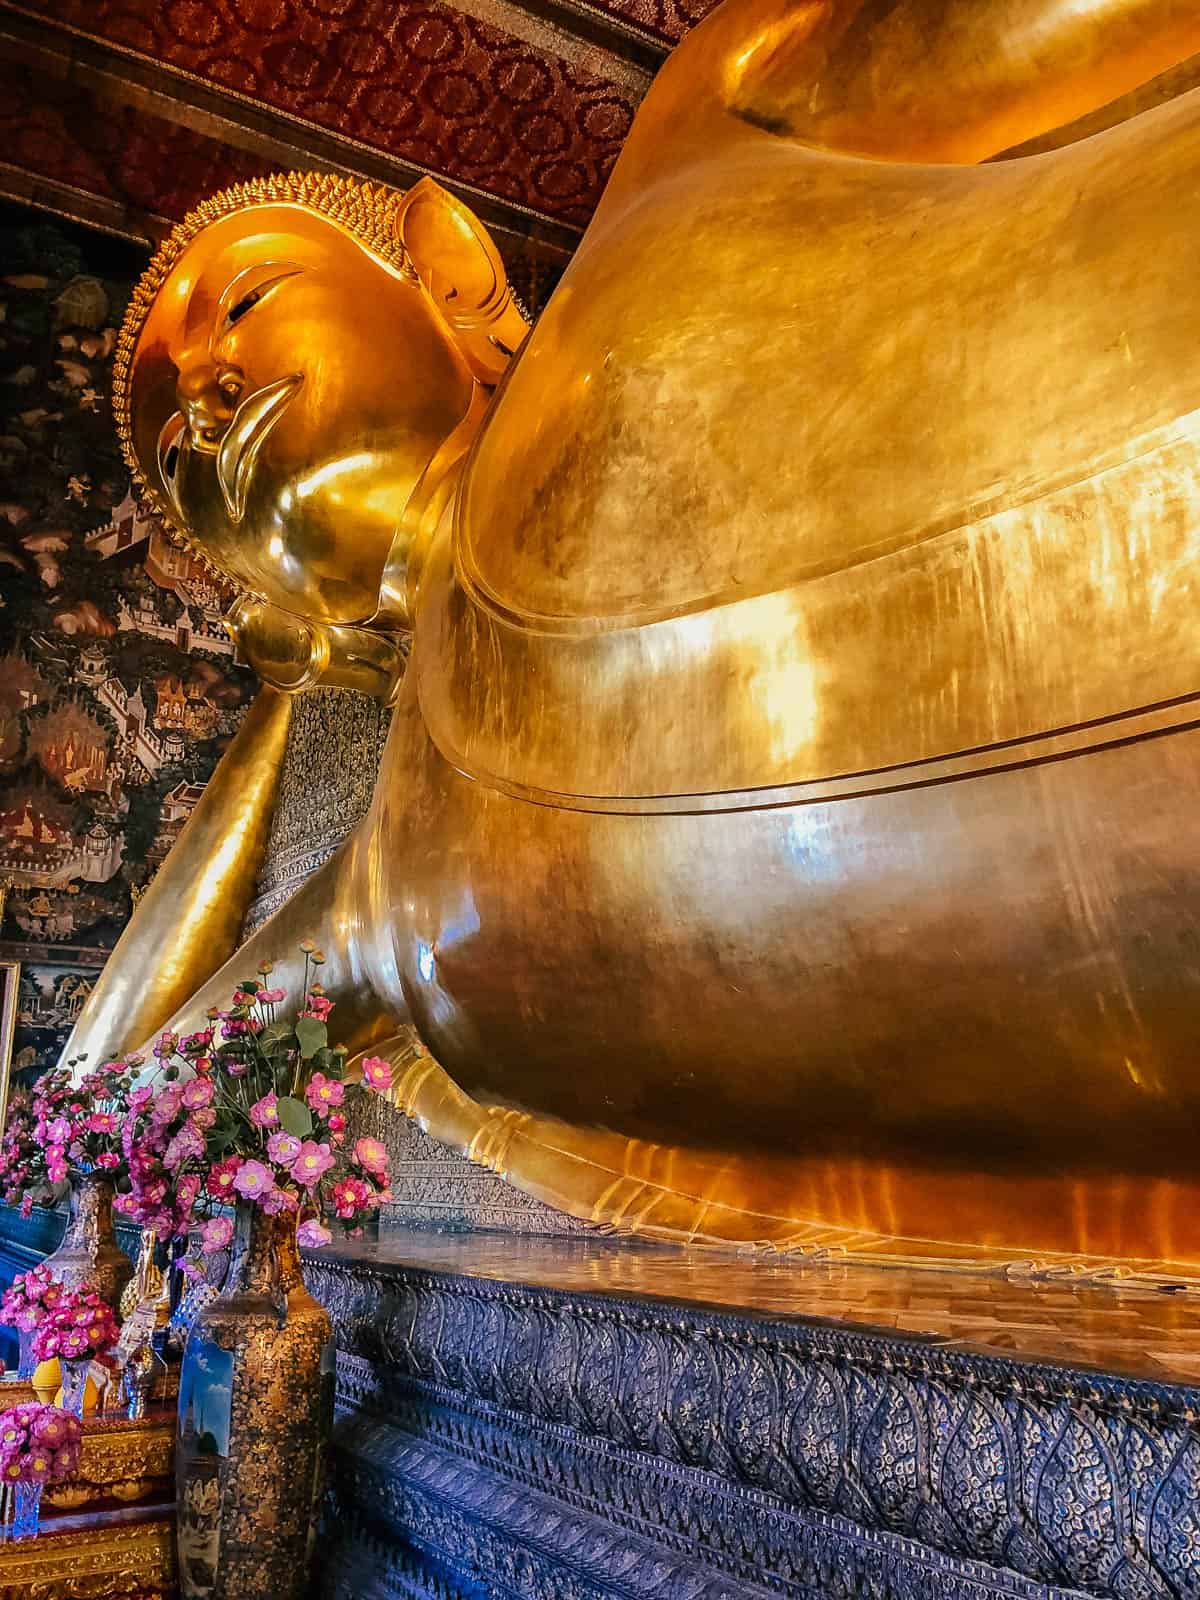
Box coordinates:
[0,208,258,1071]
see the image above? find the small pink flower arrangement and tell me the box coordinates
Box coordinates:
[116,945,391,1244]
[31,1286,120,1363]
[0,1265,65,1333]
[0,1404,82,1485]
[0,1091,55,1214]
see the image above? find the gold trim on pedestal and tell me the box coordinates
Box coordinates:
[0,1511,175,1599]
[45,1411,174,1511]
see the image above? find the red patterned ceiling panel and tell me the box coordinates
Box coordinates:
[10,0,640,226]
[0,62,277,217]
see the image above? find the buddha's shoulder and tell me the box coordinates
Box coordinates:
[457,92,1200,642]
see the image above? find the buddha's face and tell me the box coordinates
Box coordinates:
[128,204,476,625]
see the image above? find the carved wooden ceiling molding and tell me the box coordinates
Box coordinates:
[0,0,716,262]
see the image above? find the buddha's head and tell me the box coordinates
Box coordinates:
[115,172,528,628]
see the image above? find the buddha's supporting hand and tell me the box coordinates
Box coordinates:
[225,596,405,704]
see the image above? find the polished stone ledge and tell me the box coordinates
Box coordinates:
[309,1229,1200,1386]
[306,1231,1200,1600]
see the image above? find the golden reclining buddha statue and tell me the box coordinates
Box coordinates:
[68,0,1200,1277]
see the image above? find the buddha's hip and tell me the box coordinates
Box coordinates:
[381,678,1200,1196]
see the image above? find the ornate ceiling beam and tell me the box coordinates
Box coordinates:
[0,1,630,262]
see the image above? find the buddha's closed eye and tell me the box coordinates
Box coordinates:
[216,264,302,344]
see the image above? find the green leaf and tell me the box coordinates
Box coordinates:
[295,1018,327,1060]
[276,1096,313,1137]
[258,1024,291,1049]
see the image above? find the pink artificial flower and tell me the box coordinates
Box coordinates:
[249,1093,279,1130]
[206,1157,242,1199]
[258,987,286,1004]
[46,1117,71,1144]
[128,1086,154,1112]
[305,1074,344,1112]
[182,1077,214,1111]
[291,1142,334,1188]
[297,1219,332,1248]
[331,1175,369,1218]
[152,1085,183,1124]
[153,1032,178,1058]
[266,1131,302,1168]
[163,1125,204,1171]
[86,1111,118,1134]
[353,1137,389,1178]
[260,1186,298,1215]
[360,1056,391,1093]
[95,1152,120,1171]
[224,1059,249,1077]
[175,1173,201,1220]
[200,1216,234,1252]
[300,994,334,1021]
[231,1160,274,1201]
[31,1412,69,1447]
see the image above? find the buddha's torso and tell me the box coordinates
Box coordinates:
[372,29,1200,1271]
[425,71,1200,803]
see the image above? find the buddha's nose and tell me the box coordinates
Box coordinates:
[176,361,245,454]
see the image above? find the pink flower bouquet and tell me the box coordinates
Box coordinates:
[0,1264,65,1334]
[0,1403,82,1485]
[117,945,392,1244]
[31,1285,120,1363]
[0,1091,56,1215]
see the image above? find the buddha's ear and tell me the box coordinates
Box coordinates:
[396,178,530,386]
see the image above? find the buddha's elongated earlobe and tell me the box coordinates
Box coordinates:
[396,178,530,386]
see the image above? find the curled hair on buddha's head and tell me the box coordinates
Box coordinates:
[112,170,415,571]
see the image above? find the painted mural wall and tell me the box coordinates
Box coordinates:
[0,210,257,1072]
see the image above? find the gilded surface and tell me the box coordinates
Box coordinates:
[0,1510,175,1600]
[62,689,293,1068]
[106,0,1200,1276]
[45,1409,174,1511]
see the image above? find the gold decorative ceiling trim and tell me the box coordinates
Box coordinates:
[0,4,582,260]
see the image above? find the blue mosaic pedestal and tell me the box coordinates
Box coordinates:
[305,1239,1200,1600]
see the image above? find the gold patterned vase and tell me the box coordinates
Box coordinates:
[43,1172,134,1310]
[175,1202,334,1600]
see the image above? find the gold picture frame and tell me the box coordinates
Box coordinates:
[0,961,19,1139]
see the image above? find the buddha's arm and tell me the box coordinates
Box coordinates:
[131,811,406,1062]
[61,688,293,1068]
[621,0,1200,182]
[731,0,1200,161]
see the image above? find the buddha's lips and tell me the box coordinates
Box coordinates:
[217,372,303,523]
